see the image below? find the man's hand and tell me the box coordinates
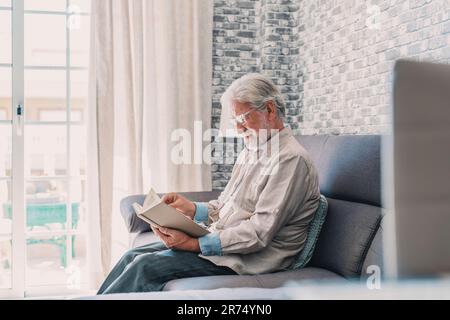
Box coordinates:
[161,193,196,219]
[151,225,200,252]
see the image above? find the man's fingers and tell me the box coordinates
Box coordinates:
[162,193,177,204]
[153,229,173,248]
[151,226,160,235]
[151,225,163,236]
[167,199,180,208]
[158,227,172,235]
[154,228,167,239]
[150,224,173,237]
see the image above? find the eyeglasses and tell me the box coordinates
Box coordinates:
[229,104,267,126]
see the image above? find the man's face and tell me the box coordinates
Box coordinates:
[231,101,268,136]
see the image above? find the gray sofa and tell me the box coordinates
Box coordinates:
[120,135,383,291]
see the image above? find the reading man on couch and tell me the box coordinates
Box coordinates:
[97,74,321,294]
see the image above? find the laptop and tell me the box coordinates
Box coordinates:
[383,60,450,279]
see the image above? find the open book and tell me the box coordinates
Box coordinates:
[132,188,210,238]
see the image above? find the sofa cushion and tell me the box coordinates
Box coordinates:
[291,194,328,269]
[308,198,382,279]
[296,135,381,207]
[163,267,344,291]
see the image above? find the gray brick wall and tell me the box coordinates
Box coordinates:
[298,0,450,135]
[212,0,261,189]
[211,0,450,189]
[212,0,301,189]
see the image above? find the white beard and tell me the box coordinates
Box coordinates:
[242,129,269,151]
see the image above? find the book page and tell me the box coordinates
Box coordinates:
[142,188,162,210]
[132,202,143,214]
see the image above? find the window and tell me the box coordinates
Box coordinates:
[0,0,91,298]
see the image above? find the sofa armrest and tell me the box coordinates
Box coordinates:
[120,190,222,234]
[120,194,149,234]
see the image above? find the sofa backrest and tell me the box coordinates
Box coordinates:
[295,135,383,279]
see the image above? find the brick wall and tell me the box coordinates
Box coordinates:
[299,0,450,135]
[212,0,301,189]
[212,0,259,189]
[211,0,450,189]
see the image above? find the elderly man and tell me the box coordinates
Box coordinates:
[97,73,321,294]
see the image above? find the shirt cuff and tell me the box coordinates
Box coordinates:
[193,202,209,223]
[199,233,222,256]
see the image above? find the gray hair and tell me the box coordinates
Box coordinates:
[220,73,286,119]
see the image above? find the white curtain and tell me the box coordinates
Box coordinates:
[87,0,213,283]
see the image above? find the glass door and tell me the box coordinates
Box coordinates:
[0,0,90,298]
